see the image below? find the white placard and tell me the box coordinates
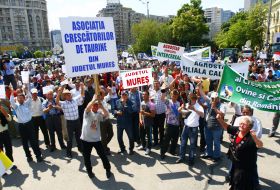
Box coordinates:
[156,42,184,63]
[43,86,53,94]
[0,85,6,99]
[62,65,67,73]
[59,17,120,77]
[122,52,129,58]
[185,47,211,61]
[21,71,30,84]
[181,56,249,80]
[259,52,267,59]
[120,68,153,89]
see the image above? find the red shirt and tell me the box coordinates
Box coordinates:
[235,136,242,144]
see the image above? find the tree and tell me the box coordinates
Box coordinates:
[45,51,53,57]
[15,43,25,58]
[11,51,17,58]
[131,19,173,54]
[170,0,209,46]
[215,4,267,49]
[33,50,44,58]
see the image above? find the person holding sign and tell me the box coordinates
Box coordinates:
[80,98,112,179]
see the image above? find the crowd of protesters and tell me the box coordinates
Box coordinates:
[0,52,279,190]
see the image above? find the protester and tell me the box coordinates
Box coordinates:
[10,86,43,162]
[56,84,85,158]
[42,90,66,152]
[31,88,50,148]
[217,115,263,190]
[199,83,226,162]
[80,98,112,179]
[177,93,204,166]
[150,80,166,146]
[0,104,16,169]
[114,90,134,155]
[139,90,156,155]
[160,89,181,159]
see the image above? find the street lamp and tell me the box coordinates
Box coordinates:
[138,0,150,19]
[266,0,273,53]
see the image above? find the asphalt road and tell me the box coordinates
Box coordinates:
[1,109,280,190]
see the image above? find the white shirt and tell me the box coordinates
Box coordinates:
[183,102,204,127]
[80,111,104,142]
[31,98,44,117]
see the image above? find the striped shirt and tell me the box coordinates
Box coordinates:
[59,95,83,121]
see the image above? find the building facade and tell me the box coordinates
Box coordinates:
[244,0,258,10]
[269,0,280,43]
[50,30,62,48]
[204,7,235,40]
[0,0,51,52]
[97,1,171,49]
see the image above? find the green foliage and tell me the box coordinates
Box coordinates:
[33,50,44,58]
[131,19,173,54]
[215,4,267,49]
[15,44,25,57]
[11,51,17,58]
[170,0,209,46]
[45,51,53,57]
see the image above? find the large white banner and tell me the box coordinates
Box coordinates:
[120,68,153,89]
[156,42,184,62]
[181,56,249,80]
[59,17,119,77]
[185,47,211,61]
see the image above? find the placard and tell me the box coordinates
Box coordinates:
[0,85,6,99]
[120,68,153,89]
[59,17,120,77]
[156,42,184,63]
[21,71,30,84]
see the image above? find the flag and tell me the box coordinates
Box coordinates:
[217,64,280,112]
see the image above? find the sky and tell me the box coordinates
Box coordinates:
[47,0,244,30]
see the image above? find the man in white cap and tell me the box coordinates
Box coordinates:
[31,88,50,148]
[56,84,85,158]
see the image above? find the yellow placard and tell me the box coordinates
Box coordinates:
[0,150,13,176]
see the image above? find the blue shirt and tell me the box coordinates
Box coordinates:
[274,70,280,78]
[114,99,133,128]
[42,99,61,116]
[3,61,15,75]
[128,91,140,113]
[10,94,32,123]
